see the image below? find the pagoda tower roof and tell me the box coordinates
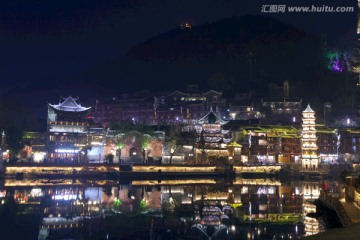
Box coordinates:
[303,104,314,113]
[49,96,91,113]
[198,108,228,125]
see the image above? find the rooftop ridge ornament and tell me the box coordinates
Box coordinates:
[303,104,314,113]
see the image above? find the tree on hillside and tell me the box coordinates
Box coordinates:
[207,72,235,93]
[110,120,154,135]
[3,127,24,162]
[164,125,196,165]
[197,130,207,164]
[0,96,36,161]
[164,125,182,165]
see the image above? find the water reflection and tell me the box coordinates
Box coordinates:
[0,178,340,239]
[301,181,321,237]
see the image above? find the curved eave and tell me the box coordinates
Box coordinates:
[49,104,92,113]
[221,130,230,134]
[203,90,222,95]
[198,120,228,125]
[168,91,189,96]
[198,111,229,125]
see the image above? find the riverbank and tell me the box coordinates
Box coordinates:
[302,190,360,239]
[302,222,360,239]
[3,163,233,181]
[3,163,283,180]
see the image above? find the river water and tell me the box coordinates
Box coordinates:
[0,178,342,239]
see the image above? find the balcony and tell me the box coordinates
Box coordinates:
[49,121,89,127]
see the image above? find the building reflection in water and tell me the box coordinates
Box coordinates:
[0,178,339,239]
[301,181,320,237]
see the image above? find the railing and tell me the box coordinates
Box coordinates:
[49,121,89,126]
[319,190,352,226]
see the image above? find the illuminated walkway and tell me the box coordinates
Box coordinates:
[340,198,360,223]
[304,193,360,239]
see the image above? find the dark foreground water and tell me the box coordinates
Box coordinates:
[0,178,341,239]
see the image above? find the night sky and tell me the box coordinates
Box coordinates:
[0,0,357,95]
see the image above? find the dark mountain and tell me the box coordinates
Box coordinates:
[106,15,324,95]
[78,15,326,95]
[1,15,353,121]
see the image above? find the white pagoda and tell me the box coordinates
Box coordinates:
[301,104,319,172]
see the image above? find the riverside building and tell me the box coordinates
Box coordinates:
[46,96,102,163]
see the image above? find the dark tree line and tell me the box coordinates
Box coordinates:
[0,96,37,161]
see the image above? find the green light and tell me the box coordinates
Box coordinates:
[113,198,122,207]
[140,199,147,210]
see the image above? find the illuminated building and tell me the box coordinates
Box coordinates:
[159,87,225,127]
[194,108,231,164]
[316,126,338,164]
[47,96,95,163]
[337,128,360,163]
[180,22,192,29]
[21,132,46,163]
[261,97,302,125]
[261,81,302,125]
[228,101,261,121]
[301,105,319,171]
[228,91,262,121]
[93,86,226,128]
[237,125,301,164]
[92,94,155,128]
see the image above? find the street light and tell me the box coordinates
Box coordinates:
[169,148,175,164]
[323,102,331,125]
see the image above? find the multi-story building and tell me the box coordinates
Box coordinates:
[316,126,338,163]
[261,81,302,125]
[228,100,262,121]
[17,92,360,166]
[92,86,226,127]
[46,96,96,163]
[157,87,226,126]
[236,125,301,164]
[261,98,302,125]
[338,128,360,163]
[231,120,360,166]
[193,108,232,164]
[93,94,155,128]
[228,91,262,121]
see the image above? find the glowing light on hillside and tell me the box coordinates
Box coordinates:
[326,50,345,72]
